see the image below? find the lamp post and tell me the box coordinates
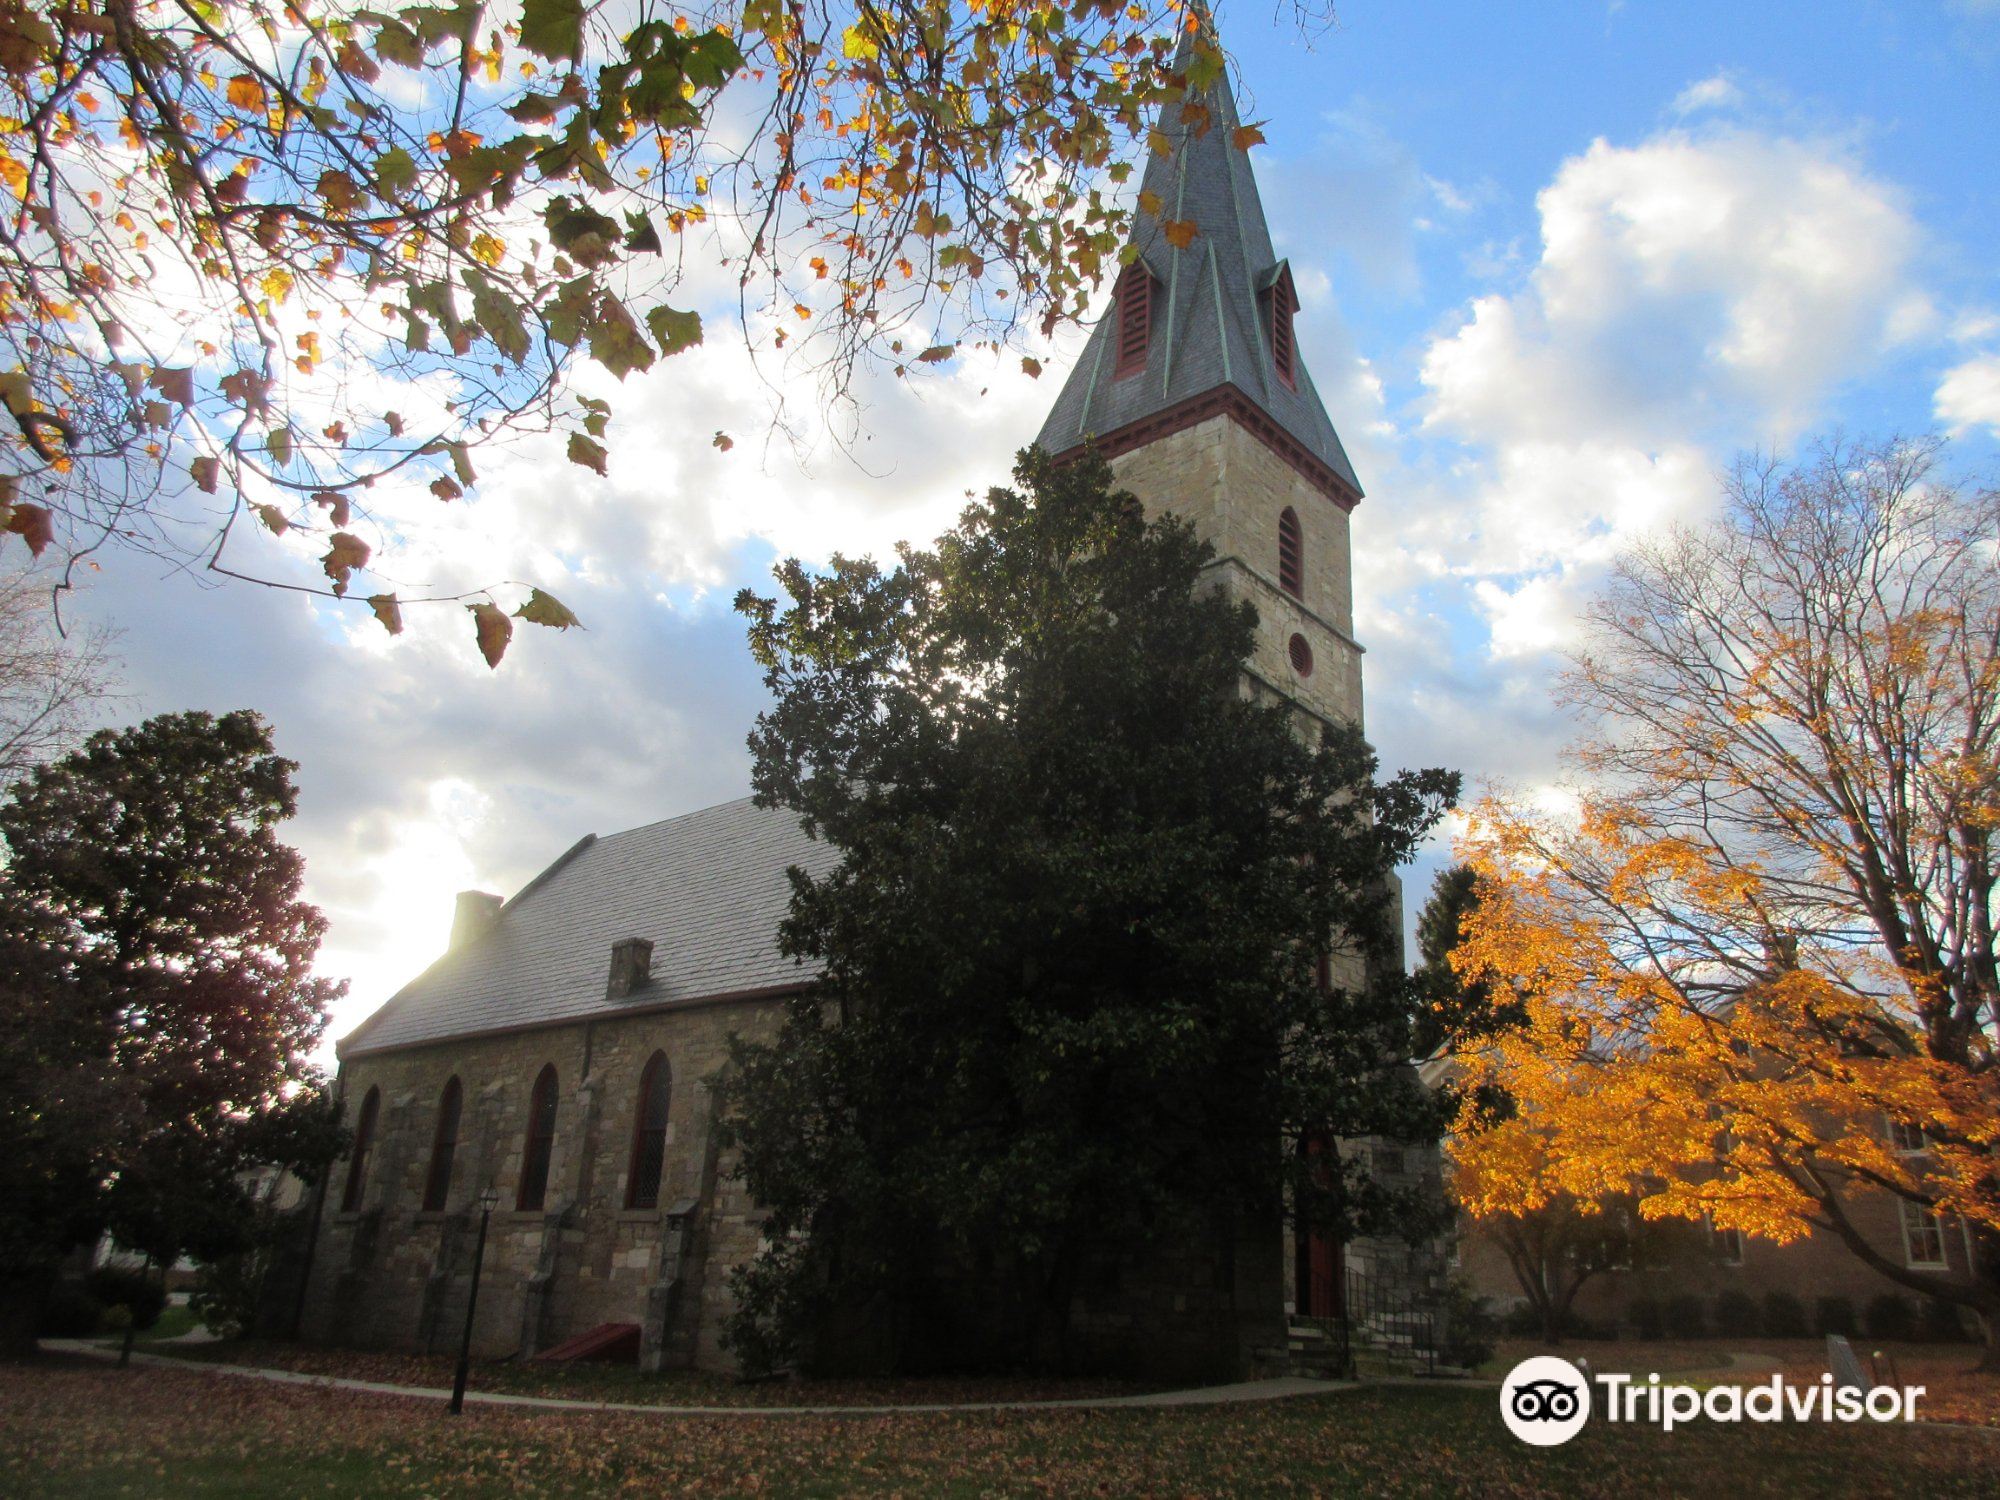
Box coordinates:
[448,1187,500,1415]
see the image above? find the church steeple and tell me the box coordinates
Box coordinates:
[1035,30,1362,507]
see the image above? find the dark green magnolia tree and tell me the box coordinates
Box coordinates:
[1410,863,1526,1064]
[0,709,344,1350]
[719,449,1459,1374]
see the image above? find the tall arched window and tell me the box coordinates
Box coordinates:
[626,1052,673,1211]
[421,1076,463,1212]
[340,1086,380,1212]
[517,1064,559,1212]
[1278,507,1304,599]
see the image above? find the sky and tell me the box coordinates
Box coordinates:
[54,0,2000,1057]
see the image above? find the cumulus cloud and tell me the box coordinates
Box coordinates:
[1935,353,2000,437]
[73,319,1081,1045]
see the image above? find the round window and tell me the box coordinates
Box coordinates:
[1288,633,1313,677]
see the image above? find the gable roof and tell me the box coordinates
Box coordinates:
[339,797,836,1058]
[1034,34,1361,499]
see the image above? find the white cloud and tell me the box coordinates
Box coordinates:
[1936,353,2000,437]
[1671,74,1744,117]
[1425,130,1922,450]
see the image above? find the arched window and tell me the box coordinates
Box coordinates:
[421,1076,463,1212]
[340,1086,380,1213]
[517,1064,559,1212]
[1114,265,1157,380]
[1278,507,1304,599]
[626,1052,674,1211]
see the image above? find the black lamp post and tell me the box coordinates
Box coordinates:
[448,1187,500,1415]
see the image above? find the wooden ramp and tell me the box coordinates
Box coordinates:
[532,1322,641,1364]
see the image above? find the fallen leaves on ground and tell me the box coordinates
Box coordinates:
[7,1353,2000,1498]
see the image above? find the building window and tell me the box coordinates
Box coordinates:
[1901,1201,1948,1269]
[421,1076,463,1213]
[517,1064,559,1212]
[1114,265,1156,379]
[1886,1116,1929,1154]
[1268,276,1297,387]
[1705,1213,1743,1266]
[1277,506,1304,599]
[626,1051,674,1211]
[340,1086,380,1213]
[1288,632,1313,677]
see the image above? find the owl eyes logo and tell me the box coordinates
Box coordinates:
[1511,1377,1583,1423]
[1500,1356,1592,1445]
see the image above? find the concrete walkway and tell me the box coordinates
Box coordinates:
[49,1342,1349,1417]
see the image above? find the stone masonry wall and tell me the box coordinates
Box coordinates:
[1107,415,1364,736]
[299,996,780,1372]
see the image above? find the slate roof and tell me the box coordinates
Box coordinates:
[1034,34,1361,497]
[339,798,836,1058]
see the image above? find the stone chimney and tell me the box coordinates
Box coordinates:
[606,936,653,999]
[450,891,503,951]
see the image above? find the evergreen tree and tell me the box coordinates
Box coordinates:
[720,450,1458,1373]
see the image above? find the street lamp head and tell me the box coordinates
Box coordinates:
[475,1187,500,1214]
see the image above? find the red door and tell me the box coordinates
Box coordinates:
[1300,1134,1341,1316]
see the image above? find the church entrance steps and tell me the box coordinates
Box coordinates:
[532,1322,641,1364]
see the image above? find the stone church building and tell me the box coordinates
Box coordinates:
[299,40,1427,1378]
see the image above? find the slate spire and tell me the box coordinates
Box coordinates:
[1034,25,1361,501]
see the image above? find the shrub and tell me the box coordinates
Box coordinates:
[85,1266,166,1331]
[1713,1289,1761,1337]
[37,1283,103,1338]
[1664,1293,1708,1339]
[1866,1293,1915,1341]
[1497,1303,1610,1342]
[1628,1297,1665,1340]
[1921,1297,1970,1343]
[1762,1291,1808,1338]
[1437,1278,1497,1370]
[1815,1295,1858,1337]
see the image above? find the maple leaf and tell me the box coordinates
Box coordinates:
[1232,124,1268,150]
[567,433,608,475]
[518,0,586,64]
[189,456,219,494]
[1162,220,1199,249]
[367,594,403,636]
[3,502,52,556]
[225,75,265,112]
[468,601,512,668]
[514,588,582,630]
[320,532,370,596]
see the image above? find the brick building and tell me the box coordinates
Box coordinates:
[297,30,1432,1378]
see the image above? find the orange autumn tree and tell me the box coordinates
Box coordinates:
[1447,435,2000,1365]
[0,0,1294,660]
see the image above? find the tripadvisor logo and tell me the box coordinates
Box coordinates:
[1501,1356,1591,1446]
[1500,1356,1928,1446]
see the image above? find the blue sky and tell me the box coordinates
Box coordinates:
[64,1,2000,1050]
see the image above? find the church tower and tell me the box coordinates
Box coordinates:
[1036,38,1366,748]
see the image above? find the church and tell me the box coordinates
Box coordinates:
[297,37,1432,1379]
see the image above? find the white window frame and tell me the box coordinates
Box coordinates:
[1704,1212,1744,1267]
[1885,1114,1929,1155]
[1900,1200,1948,1270]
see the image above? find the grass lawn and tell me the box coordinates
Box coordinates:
[6,1354,2000,1498]
[140,1338,1166,1408]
